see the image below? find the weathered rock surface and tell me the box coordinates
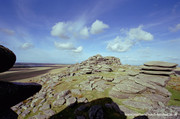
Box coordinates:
[122,99,153,110]
[141,66,174,71]
[111,79,146,94]
[53,97,65,107]
[66,97,77,106]
[144,61,178,68]
[145,106,180,119]
[135,74,170,87]
[140,70,174,76]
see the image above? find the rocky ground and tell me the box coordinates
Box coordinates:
[11,54,180,119]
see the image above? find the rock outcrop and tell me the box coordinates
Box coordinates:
[67,54,121,75]
[109,60,178,115]
[3,53,179,119]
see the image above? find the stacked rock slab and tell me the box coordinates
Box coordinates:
[140,61,178,76]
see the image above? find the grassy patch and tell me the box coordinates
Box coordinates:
[166,87,180,106]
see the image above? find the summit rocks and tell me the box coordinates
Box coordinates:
[67,54,121,75]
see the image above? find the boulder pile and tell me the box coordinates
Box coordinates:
[140,61,178,76]
[68,54,121,75]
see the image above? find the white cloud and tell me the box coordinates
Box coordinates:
[54,42,75,50]
[79,27,89,39]
[90,20,109,34]
[0,28,15,35]
[107,25,153,52]
[72,46,83,53]
[51,22,69,39]
[51,20,109,40]
[107,36,134,52]
[54,42,83,53]
[128,25,153,41]
[20,43,33,49]
[169,23,180,32]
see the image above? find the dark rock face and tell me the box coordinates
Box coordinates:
[0,108,18,119]
[0,81,42,110]
[0,45,42,119]
[0,45,16,73]
[133,115,148,119]
[88,105,104,119]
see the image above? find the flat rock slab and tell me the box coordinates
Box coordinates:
[118,105,139,116]
[141,66,174,71]
[132,77,156,90]
[113,75,129,83]
[152,84,171,97]
[140,70,174,76]
[135,74,170,87]
[142,93,170,104]
[122,100,153,110]
[112,79,146,94]
[109,90,136,99]
[144,61,178,68]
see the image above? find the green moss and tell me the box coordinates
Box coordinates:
[166,87,180,106]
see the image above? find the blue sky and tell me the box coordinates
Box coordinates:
[0,0,180,65]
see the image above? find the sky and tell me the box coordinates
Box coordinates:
[0,0,180,65]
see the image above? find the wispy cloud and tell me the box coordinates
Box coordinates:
[54,42,75,50]
[172,2,180,14]
[0,28,15,35]
[20,42,34,50]
[107,25,153,52]
[169,23,180,32]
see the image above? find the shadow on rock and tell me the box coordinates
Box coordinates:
[50,97,149,119]
[50,97,126,119]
